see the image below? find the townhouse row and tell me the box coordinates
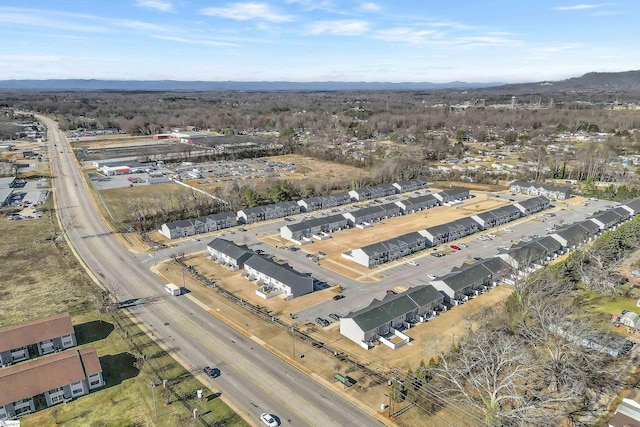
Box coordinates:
[159,179,428,239]
[0,314,105,420]
[347,196,550,268]
[280,187,470,244]
[339,196,640,350]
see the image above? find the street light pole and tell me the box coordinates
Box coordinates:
[148,381,158,417]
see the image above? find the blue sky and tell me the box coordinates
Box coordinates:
[0,1,638,82]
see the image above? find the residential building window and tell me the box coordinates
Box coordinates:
[70,381,84,395]
[0,405,7,419]
[14,398,32,410]
[50,393,65,404]
[61,334,74,348]
[41,340,54,354]
[10,348,27,361]
[14,405,32,416]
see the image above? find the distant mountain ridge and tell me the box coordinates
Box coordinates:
[489,70,640,94]
[0,79,503,91]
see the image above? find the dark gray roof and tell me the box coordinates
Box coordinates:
[438,257,511,292]
[590,209,624,226]
[622,197,640,212]
[207,238,254,262]
[516,196,549,210]
[395,178,426,189]
[345,285,443,332]
[276,201,299,209]
[360,242,389,256]
[244,255,313,293]
[349,205,384,219]
[439,187,469,198]
[208,211,236,221]
[284,214,347,232]
[166,218,195,229]
[613,206,631,219]
[454,216,481,229]
[554,220,599,244]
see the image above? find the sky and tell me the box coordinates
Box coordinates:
[0,1,638,83]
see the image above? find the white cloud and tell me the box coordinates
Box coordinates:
[0,7,108,33]
[373,28,438,44]
[135,0,174,13]
[554,4,603,10]
[201,3,294,23]
[308,20,369,36]
[285,0,336,12]
[114,19,167,33]
[153,35,238,47]
[360,2,380,12]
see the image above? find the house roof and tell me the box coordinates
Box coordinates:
[394,178,426,189]
[437,258,511,292]
[0,313,74,353]
[516,196,549,210]
[207,238,254,261]
[0,347,101,405]
[244,255,312,292]
[283,214,347,233]
[345,285,443,332]
[590,209,624,226]
[622,197,640,213]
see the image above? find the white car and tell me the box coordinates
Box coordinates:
[427,273,437,280]
[260,413,279,427]
[408,261,418,266]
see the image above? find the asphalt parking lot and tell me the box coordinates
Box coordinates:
[142,192,614,325]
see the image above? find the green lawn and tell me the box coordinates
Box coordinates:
[22,311,248,427]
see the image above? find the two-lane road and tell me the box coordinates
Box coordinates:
[40,115,382,427]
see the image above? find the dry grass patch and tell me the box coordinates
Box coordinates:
[0,202,95,327]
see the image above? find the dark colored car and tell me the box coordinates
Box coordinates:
[328,313,341,321]
[315,317,330,327]
[203,366,220,378]
[332,294,345,300]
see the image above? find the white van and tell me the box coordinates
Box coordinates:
[165,283,181,296]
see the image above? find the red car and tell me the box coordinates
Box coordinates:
[386,290,397,295]
[450,245,461,251]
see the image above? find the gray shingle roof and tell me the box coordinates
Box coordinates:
[438,257,511,292]
[207,238,254,262]
[283,214,347,233]
[345,285,443,332]
[244,255,313,294]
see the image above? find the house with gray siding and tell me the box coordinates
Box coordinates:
[159,212,237,239]
[433,187,470,204]
[349,232,427,267]
[392,179,427,193]
[280,214,348,242]
[497,236,563,270]
[550,220,601,248]
[207,238,254,270]
[589,209,626,230]
[514,196,550,215]
[420,219,473,247]
[0,313,76,368]
[620,197,640,216]
[243,255,313,299]
[394,194,439,214]
[342,203,401,227]
[471,204,522,230]
[510,181,572,200]
[340,285,443,349]
[430,258,512,303]
[0,347,104,420]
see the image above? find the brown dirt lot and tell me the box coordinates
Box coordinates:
[264,154,370,184]
[263,193,512,281]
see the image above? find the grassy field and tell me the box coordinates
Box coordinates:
[23,311,247,427]
[0,198,95,327]
[90,180,195,228]
[0,196,246,426]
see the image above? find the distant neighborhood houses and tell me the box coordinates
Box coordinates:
[510,180,572,200]
[0,313,104,420]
